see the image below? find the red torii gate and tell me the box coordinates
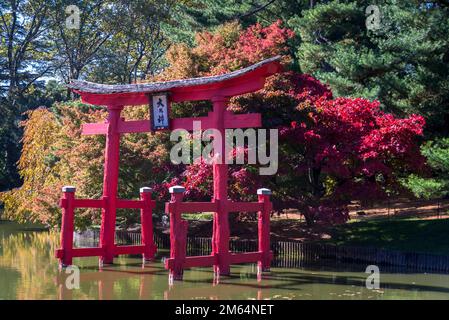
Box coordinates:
[55,56,282,279]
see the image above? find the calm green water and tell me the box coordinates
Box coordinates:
[1,220,449,300]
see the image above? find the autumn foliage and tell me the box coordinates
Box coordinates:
[0,20,426,228]
[0,103,174,228]
[279,98,425,224]
[155,20,425,225]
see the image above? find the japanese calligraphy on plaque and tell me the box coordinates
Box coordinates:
[150,93,170,130]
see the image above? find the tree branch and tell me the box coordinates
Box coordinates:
[239,0,277,19]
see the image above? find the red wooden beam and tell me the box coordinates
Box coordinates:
[82,123,109,135]
[77,91,149,107]
[258,191,273,271]
[57,246,150,259]
[211,97,231,276]
[58,187,76,266]
[72,247,105,257]
[55,247,105,258]
[140,188,157,261]
[170,112,261,130]
[73,199,105,209]
[83,112,261,136]
[99,106,122,264]
[178,202,218,213]
[55,249,64,259]
[73,58,282,106]
[184,255,217,268]
[229,252,263,264]
[116,199,146,209]
[167,190,188,280]
[118,120,150,134]
[165,201,219,213]
[114,245,146,255]
[230,252,263,264]
[163,251,273,269]
[165,255,217,269]
[168,77,266,103]
[171,116,212,131]
[76,83,227,106]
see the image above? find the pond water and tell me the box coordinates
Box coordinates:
[1,220,449,300]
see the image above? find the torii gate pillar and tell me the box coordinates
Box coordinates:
[211,96,231,276]
[100,105,123,264]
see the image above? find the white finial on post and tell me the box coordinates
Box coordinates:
[62,186,76,193]
[140,187,153,193]
[169,185,185,194]
[257,188,271,195]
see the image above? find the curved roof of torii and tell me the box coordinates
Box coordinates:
[68,56,282,106]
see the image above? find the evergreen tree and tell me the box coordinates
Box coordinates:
[170,0,312,44]
[404,138,449,200]
[0,0,54,191]
[293,0,449,136]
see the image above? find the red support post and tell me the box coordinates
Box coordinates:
[257,188,272,272]
[168,186,188,280]
[100,106,123,265]
[140,187,157,261]
[59,186,76,267]
[211,96,231,276]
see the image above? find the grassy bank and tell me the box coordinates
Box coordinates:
[320,216,449,255]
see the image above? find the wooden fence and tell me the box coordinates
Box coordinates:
[74,230,449,273]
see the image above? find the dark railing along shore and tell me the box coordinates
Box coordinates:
[74,229,449,273]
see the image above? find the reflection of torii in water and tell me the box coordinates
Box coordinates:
[55,265,163,300]
[164,265,268,300]
[55,263,267,300]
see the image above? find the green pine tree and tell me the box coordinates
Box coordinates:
[403,138,449,200]
[292,0,449,136]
